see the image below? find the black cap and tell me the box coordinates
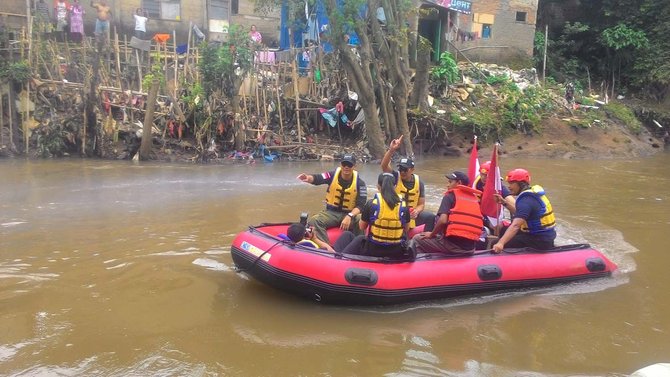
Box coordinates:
[445,171,469,185]
[397,158,415,169]
[341,154,356,165]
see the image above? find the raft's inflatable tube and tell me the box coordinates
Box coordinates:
[231,223,618,305]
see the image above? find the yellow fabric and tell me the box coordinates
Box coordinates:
[369,193,405,244]
[395,174,420,228]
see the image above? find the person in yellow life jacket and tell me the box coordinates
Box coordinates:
[336,173,410,258]
[297,154,367,244]
[492,168,556,253]
[411,171,484,254]
[381,135,436,231]
[285,223,334,252]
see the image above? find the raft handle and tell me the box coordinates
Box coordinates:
[585,257,606,272]
[478,264,502,281]
[345,268,378,286]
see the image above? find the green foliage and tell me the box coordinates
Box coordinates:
[0,60,31,84]
[603,102,642,134]
[36,123,70,158]
[601,24,648,50]
[199,25,253,97]
[485,74,510,86]
[431,52,458,84]
[142,62,166,92]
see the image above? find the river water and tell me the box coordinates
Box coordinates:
[1,154,669,376]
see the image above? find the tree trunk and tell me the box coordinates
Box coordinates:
[373,0,414,156]
[139,78,159,160]
[409,37,431,110]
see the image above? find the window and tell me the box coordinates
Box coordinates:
[142,0,181,21]
[515,11,527,22]
[231,0,238,15]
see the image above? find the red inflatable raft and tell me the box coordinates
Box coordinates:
[231,223,618,305]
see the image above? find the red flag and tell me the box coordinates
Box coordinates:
[481,144,502,220]
[468,136,480,188]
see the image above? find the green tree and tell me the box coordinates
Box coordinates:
[259,0,429,158]
[199,25,254,150]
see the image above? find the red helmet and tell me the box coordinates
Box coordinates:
[479,161,491,174]
[506,168,531,183]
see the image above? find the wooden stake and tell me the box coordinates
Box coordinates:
[139,77,160,160]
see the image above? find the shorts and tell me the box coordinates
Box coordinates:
[95,19,109,35]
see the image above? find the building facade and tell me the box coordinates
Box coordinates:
[2,0,281,46]
[420,0,538,65]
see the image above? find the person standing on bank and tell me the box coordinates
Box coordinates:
[297,154,367,244]
[492,169,556,253]
[90,0,112,43]
[133,8,148,39]
[68,0,84,43]
[338,173,410,257]
[381,135,435,232]
[411,171,484,254]
[54,0,69,42]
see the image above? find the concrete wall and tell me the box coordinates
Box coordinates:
[449,0,538,65]
[1,0,28,29]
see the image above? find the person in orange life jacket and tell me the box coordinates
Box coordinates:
[381,135,435,231]
[286,223,335,252]
[296,154,367,244]
[410,171,484,254]
[492,168,557,253]
[336,173,410,257]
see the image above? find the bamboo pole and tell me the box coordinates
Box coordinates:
[262,80,268,123]
[24,25,31,153]
[0,90,4,146]
[8,86,14,150]
[276,86,283,135]
[184,22,192,79]
[291,56,302,142]
[173,30,178,98]
[136,49,143,92]
[254,74,260,116]
[114,28,123,90]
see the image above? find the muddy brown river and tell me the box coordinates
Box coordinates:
[1,154,669,376]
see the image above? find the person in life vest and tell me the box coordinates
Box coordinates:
[336,173,410,258]
[411,171,484,254]
[381,135,436,231]
[297,154,367,244]
[286,223,334,252]
[492,168,557,253]
[474,160,515,208]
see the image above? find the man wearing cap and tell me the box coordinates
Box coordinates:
[297,154,367,244]
[411,171,484,254]
[381,135,435,231]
